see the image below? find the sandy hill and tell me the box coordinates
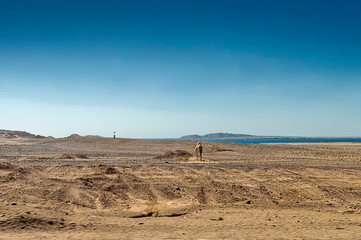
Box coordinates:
[0,130,50,144]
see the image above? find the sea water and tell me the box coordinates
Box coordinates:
[146,138,361,144]
[195,138,361,144]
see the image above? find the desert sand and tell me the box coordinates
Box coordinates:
[1,134,361,239]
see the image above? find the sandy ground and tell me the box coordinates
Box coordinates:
[1,136,361,239]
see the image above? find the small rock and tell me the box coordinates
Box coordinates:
[336,226,345,230]
[138,222,144,225]
[11,202,17,206]
[342,210,355,214]
[218,217,224,221]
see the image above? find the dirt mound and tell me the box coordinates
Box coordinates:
[53,154,88,159]
[73,154,88,159]
[0,215,70,230]
[155,150,193,160]
[0,162,17,170]
[0,167,30,183]
[53,154,74,159]
[4,164,361,214]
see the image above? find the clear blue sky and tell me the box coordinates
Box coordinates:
[1,0,361,138]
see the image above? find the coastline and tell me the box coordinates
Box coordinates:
[146,137,361,144]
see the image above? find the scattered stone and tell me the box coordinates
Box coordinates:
[245,200,252,204]
[53,154,88,160]
[138,222,144,225]
[342,210,355,214]
[124,211,153,218]
[105,167,118,174]
[11,202,17,206]
[214,148,234,152]
[53,154,74,159]
[336,226,345,230]
[73,154,88,159]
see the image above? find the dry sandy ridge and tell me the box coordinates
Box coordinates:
[1,136,361,239]
[0,130,51,145]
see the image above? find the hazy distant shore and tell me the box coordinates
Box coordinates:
[179,132,361,140]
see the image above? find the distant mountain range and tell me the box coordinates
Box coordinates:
[180,133,261,139]
[180,133,361,140]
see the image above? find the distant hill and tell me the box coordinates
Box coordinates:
[67,134,81,138]
[0,129,49,139]
[180,133,257,139]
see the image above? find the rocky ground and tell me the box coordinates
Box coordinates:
[1,135,361,239]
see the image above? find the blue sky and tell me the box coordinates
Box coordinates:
[1,0,361,138]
